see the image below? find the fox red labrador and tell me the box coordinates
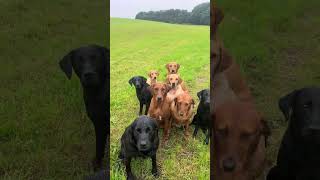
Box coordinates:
[148,82,172,145]
[213,101,270,180]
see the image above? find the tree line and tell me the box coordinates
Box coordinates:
[135,2,209,25]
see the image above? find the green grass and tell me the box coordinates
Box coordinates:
[217,0,320,176]
[110,18,210,179]
[0,0,108,179]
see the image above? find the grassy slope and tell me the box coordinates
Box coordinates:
[217,0,320,174]
[0,0,108,179]
[110,18,209,179]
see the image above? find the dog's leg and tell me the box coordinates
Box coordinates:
[145,102,150,115]
[139,102,143,115]
[193,125,199,138]
[125,157,134,180]
[162,119,171,146]
[184,123,190,139]
[205,128,210,145]
[93,120,107,171]
[151,154,159,177]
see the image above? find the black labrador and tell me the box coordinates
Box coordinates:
[129,76,152,115]
[192,89,211,144]
[59,45,109,171]
[267,87,320,180]
[119,115,159,180]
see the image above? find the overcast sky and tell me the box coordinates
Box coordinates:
[110,0,209,18]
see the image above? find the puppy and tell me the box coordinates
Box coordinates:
[213,101,270,180]
[148,82,172,145]
[129,76,152,115]
[192,89,210,144]
[119,115,159,180]
[146,70,159,85]
[166,74,185,102]
[59,45,109,171]
[165,62,180,75]
[170,91,195,139]
[267,87,320,180]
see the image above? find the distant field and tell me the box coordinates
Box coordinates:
[0,0,107,179]
[216,0,320,177]
[110,18,210,179]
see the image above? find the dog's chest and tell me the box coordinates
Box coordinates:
[213,73,237,109]
[167,86,184,102]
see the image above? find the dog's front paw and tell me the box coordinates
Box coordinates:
[152,168,159,178]
[127,173,135,180]
[204,138,209,145]
[92,158,102,172]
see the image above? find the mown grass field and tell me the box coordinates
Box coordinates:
[110,18,210,179]
[0,0,108,179]
[216,0,320,176]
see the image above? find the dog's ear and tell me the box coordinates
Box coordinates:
[174,97,178,106]
[156,71,159,76]
[128,119,138,144]
[148,71,152,78]
[128,77,134,86]
[99,46,109,59]
[211,4,224,34]
[177,63,180,70]
[260,118,271,147]
[178,76,183,84]
[197,90,203,100]
[165,75,170,84]
[59,50,74,79]
[141,76,147,84]
[279,90,298,121]
[165,63,169,70]
[165,83,171,93]
[191,98,195,108]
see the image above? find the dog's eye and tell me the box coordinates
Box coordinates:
[170,78,173,81]
[136,128,142,133]
[161,88,165,91]
[185,103,189,106]
[169,65,172,67]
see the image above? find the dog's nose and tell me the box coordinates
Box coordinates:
[222,158,236,172]
[179,112,184,116]
[140,141,147,148]
[171,70,175,73]
[157,97,162,101]
[172,83,176,87]
[154,77,157,79]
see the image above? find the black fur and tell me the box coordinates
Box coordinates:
[59,45,109,171]
[129,76,152,115]
[267,87,320,180]
[119,115,159,180]
[192,89,210,144]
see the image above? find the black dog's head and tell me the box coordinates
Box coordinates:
[59,45,109,87]
[130,115,159,153]
[197,89,210,108]
[279,87,320,143]
[128,76,147,89]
